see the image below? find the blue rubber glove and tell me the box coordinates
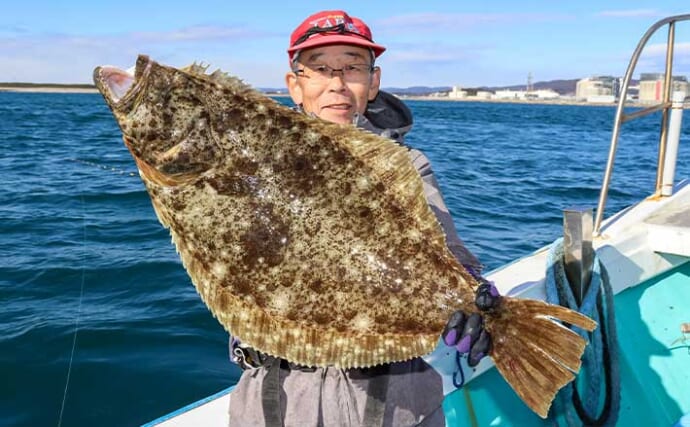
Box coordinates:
[442,281,500,367]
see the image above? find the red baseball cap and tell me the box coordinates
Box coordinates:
[287,10,386,62]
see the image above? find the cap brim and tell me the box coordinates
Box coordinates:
[288,34,386,58]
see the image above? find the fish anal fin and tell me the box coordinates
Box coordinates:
[205,289,440,368]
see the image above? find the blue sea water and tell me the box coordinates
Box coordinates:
[1,92,688,427]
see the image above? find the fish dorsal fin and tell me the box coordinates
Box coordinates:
[181,62,252,91]
[181,61,210,75]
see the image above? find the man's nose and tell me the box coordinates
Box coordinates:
[329,68,346,79]
[326,70,347,90]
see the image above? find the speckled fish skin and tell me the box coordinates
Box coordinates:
[94,55,597,418]
[94,54,474,367]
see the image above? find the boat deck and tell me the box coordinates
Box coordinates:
[645,191,690,257]
[616,260,690,424]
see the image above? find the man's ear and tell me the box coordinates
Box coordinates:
[368,66,382,101]
[285,71,303,105]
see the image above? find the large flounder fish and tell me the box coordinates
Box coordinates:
[94,55,595,418]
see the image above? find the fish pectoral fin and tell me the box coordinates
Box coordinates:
[153,129,220,182]
[133,156,187,187]
[124,130,218,187]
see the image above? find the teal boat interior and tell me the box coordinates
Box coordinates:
[444,260,690,426]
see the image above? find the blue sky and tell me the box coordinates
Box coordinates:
[2,1,689,88]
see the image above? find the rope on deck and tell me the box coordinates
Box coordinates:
[545,238,621,427]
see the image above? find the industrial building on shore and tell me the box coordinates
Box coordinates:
[637,73,689,103]
[575,76,620,103]
[576,74,689,103]
[441,73,689,104]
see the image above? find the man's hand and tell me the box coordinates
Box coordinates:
[442,282,500,367]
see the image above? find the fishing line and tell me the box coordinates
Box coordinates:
[56,158,136,425]
[57,194,87,427]
[68,158,138,177]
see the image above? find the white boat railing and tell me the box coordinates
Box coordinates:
[594,13,690,235]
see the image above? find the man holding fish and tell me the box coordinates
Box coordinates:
[228,10,493,427]
[94,3,596,422]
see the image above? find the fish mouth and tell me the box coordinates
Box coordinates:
[93,55,152,110]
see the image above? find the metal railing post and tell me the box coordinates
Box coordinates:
[661,91,686,196]
[655,22,676,194]
[593,14,690,235]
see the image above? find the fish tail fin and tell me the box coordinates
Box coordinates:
[485,297,597,418]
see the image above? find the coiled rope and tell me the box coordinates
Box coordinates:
[545,238,621,427]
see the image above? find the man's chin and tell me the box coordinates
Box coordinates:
[319,109,354,125]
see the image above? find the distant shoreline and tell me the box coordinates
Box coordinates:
[255,92,618,107]
[0,84,617,107]
[0,84,98,94]
[395,95,617,107]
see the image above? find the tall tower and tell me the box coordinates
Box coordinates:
[527,72,534,92]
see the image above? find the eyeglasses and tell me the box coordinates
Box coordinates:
[294,63,374,82]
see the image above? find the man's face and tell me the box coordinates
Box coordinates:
[285,44,381,124]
